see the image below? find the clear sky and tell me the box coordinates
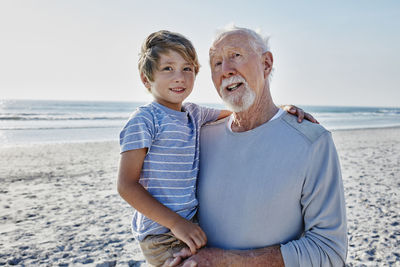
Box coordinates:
[0,0,399,107]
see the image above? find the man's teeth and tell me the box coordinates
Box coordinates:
[227,83,241,91]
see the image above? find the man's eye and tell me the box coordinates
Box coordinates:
[234,53,241,57]
[214,62,222,67]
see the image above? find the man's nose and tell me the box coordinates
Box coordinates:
[222,61,236,77]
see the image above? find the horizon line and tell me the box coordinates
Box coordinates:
[1,98,399,109]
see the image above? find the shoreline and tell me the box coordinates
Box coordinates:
[1,127,399,265]
[2,125,400,148]
[331,125,400,132]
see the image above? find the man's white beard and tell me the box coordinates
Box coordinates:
[219,75,256,113]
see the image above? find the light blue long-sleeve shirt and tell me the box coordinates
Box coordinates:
[197,111,348,266]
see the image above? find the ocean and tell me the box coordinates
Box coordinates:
[1,99,400,146]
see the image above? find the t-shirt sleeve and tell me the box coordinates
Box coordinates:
[119,109,155,153]
[198,105,221,126]
[280,132,348,266]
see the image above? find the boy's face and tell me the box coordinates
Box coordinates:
[144,50,195,111]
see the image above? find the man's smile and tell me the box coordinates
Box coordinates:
[226,83,243,92]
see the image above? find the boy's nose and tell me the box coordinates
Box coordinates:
[174,71,185,83]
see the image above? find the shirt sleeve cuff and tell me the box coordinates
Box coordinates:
[280,243,298,267]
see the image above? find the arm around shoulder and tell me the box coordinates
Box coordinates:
[217,110,232,120]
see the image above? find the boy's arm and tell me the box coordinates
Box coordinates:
[217,109,232,120]
[217,106,318,123]
[117,149,206,253]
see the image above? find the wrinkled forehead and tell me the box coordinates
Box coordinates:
[209,31,255,58]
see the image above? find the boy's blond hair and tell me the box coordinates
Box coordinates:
[138,30,200,83]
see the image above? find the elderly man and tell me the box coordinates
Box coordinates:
[170,26,347,267]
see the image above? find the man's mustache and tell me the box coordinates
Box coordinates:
[220,75,247,93]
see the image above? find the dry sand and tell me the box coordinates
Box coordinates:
[0,127,399,266]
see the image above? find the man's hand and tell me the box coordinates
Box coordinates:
[163,248,192,267]
[281,104,319,123]
[170,219,207,254]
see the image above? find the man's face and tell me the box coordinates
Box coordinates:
[209,32,268,112]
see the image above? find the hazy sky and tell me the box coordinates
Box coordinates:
[1,0,399,107]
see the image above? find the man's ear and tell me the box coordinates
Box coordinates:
[262,51,273,78]
[140,72,152,91]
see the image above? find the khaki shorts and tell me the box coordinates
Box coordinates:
[139,231,187,267]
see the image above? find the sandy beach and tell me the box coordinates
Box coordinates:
[1,127,399,266]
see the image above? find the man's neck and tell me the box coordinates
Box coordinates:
[231,94,278,132]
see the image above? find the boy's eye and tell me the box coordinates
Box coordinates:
[162,66,172,71]
[184,67,193,72]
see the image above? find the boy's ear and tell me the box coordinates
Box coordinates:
[140,73,152,90]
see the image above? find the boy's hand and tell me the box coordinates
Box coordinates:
[281,104,319,123]
[170,218,207,254]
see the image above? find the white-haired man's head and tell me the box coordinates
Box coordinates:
[213,25,271,55]
[210,25,274,112]
[211,24,274,84]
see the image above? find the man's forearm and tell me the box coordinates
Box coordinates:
[225,246,284,267]
[182,246,284,267]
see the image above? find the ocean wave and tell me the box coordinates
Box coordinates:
[376,109,400,115]
[313,111,400,118]
[0,125,121,130]
[0,114,128,121]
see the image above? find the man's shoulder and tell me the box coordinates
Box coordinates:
[280,112,329,144]
[199,117,229,141]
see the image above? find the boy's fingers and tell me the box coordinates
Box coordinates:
[305,113,318,123]
[299,109,305,122]
[200,228,207,241]
[200,234,207,246]
[196,227,207,243]
[304,113,313,122]
[193,230,207,248]
[184,238,197,254]
[192,235,204,249]
[173,247,192,258]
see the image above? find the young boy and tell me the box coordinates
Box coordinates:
[118,30,231,266]
[118,30,313,266]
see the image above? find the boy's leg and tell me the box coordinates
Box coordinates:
[139,232,187,267]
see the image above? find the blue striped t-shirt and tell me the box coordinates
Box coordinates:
[119,101,220,241]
